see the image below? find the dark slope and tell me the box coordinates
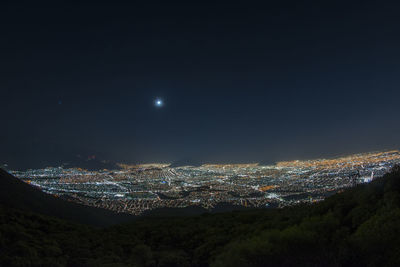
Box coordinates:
[0,168,135,226]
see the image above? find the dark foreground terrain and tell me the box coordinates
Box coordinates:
[1,167,400,266]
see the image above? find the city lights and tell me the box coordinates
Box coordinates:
[11,150,400,216]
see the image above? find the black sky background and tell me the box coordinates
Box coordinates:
[1,1,400,169]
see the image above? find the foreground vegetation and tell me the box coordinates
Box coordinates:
[2,166,400,266]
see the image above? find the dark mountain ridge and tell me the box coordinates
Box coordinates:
[169,158,203,168]
[0,168,133,226]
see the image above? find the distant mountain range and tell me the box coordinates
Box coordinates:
[2,154,120,171]
[61,155,120,170]
[169,158,203,168]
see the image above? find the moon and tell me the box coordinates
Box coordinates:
[154,98,163,107]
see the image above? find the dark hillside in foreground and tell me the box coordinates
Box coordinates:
[2,166,400,266]
[0,169,134,226]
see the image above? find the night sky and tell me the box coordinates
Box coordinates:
[1,1,400,169]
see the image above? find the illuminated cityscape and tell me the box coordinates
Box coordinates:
[10,150,400,216]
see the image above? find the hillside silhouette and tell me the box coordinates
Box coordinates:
[1,166,400,266]
[0,169,134,226]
